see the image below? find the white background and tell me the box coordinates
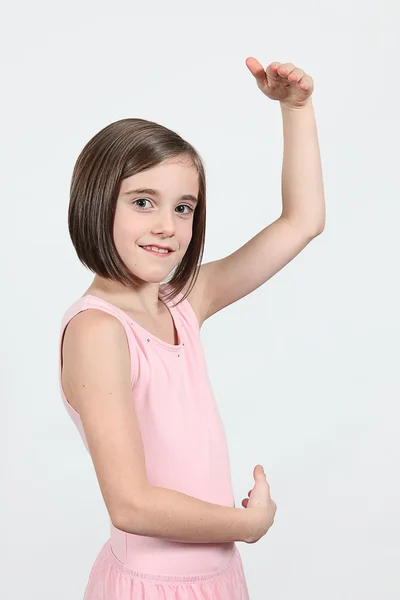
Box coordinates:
[3,1,400,599]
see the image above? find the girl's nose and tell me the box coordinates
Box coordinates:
[151,211,176,236]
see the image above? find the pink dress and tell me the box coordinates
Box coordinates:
[58,285,250,599]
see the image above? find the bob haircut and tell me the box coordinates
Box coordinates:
[68,118,206,307]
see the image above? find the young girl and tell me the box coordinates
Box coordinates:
[58,58,325,599]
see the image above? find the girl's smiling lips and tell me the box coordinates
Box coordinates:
[139,244,175,256]
[140,243,174,251]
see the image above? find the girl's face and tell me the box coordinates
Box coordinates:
[113,158,199,284]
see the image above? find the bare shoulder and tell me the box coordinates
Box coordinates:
[62,309,130,408]
[64,307,124,337]
[62,309,128,361]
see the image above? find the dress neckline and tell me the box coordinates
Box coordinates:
[79,291,184,352]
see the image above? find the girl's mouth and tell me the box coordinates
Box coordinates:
[140,245,173,256]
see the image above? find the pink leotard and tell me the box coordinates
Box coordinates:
[58,285,250,599]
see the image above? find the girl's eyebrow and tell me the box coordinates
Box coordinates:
[124,187,198,204]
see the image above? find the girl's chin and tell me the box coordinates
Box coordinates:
[126,267,175,283]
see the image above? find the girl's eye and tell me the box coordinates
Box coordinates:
[133,198,152,209]
[133,199,194,215]
[176,204,194,215]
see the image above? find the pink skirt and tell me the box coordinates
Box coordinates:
[83,540,250,600]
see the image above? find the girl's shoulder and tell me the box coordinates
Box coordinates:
[60,294,140,388]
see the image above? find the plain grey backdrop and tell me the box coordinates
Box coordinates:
[3,1,400,599]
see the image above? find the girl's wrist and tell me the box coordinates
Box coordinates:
[280,98,313,111]
[240,507,265,543]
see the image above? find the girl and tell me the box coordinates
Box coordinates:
[59,58,325,599]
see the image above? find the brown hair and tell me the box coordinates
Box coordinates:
[68,118,206,307]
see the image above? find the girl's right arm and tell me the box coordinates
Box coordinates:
[62,310,270,544]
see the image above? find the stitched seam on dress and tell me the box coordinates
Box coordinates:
[108,544,238,584]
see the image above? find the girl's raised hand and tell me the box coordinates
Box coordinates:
[245,58,314,110]
[242,465,277,544]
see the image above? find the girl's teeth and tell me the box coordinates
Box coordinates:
[143,246,169,253]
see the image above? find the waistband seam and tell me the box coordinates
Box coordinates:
[107,543,239,584]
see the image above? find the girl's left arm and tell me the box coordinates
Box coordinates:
[280,99,326,231]
[192,60,326,322]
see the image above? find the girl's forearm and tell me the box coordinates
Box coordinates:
[114,484,260,544]
[280,100,326,231]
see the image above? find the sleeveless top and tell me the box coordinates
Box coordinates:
[58,285,237,577]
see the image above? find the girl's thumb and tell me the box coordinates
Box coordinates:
[254,464,265,479]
